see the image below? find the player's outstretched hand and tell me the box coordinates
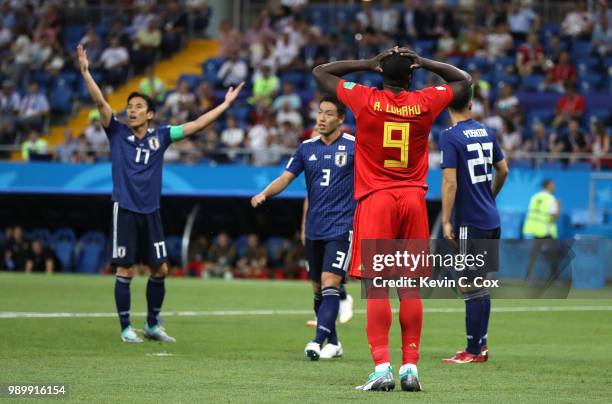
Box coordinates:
[251,193,266,208]
[396,47,423,71]
[224,82,245,105]
[442,222,455,240]
[76,44,89,73]
[368,47,398,73]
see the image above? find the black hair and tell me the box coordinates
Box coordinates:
[127,91,156,113]
[320,95,346,118]
[380,53,415,88]
[449,83,473,111]
[542,179,554,188]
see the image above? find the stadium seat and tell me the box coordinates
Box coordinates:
[522,74,546,91]
[577,57,600,74]
[62,24,86,50]
[465,57,489,73]
[571,41,592,59]
[50,84,74,115]
[360,73,382,88]
[336,6,357,23]
[77,232,106,274]
[229,103,251,125]
[51,228,76,272]
[571,209,605,226]
[413,40,435,57]
[179,74,201,90]
[280,71,305,89]
[265,237,286,268]
[77,71,103,101]
[201,57,225,84]
[28,228,51,245]
[498,210,525,239]
[233,235,249,257]
[568,162,594,170]
[579,74,603,92]
[165,235,183,266]
[587,108,609,124]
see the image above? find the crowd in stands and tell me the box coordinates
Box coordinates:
[0,0,210,157]
[3,0,611,170]
[0,225,308,279]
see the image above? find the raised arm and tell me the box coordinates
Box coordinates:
[251,171,296,208]
[77,44,112,127]
[398,48,472,102]
[312,48,396,95]
[441,168,457,240]
[182,82,244,137]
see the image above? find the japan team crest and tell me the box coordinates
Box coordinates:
[334,152,347,167]
[148,136,160,151]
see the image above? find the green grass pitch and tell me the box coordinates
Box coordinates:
[1,273,611,403]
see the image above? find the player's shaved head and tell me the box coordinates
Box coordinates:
[449,83,473,112]
[380,53,415,88]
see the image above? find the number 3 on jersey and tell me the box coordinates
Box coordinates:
[383,122,410,168]
[320,169,331,186]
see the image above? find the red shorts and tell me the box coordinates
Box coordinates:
[349,187,429,278]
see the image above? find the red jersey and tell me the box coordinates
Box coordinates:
[336,79,453,200]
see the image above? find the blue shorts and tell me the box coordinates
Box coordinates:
[456,225,500,274]
[110,202,167,268]
[305,231,353,281]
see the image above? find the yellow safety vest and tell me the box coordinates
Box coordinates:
[522,191,558,238]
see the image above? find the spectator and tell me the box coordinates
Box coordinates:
[471,68,491,100]
[201,123,221,161]
[436,30,456,58]
[486,21,514,61]
[591,12,612,56]
[220,116,245,160]
[430,0,457,38]
[556,118,590,164]
[21,130,48,161]
[561,1,593,39]
[217,51,248,88]
[429,135,441,169]
[523,122,553,156]
[83,110,108,153]
[138,66,166,103]
[204,232,237,279]
[499,118,522,158]
[541,50,576,93]
[127,3,156,38]
[545,34,564,67]
[507,0,539,42]
[516,32,546,76]
[188,0,212,37]
[307,90,323,124]
[355,0,376,30]
[236,234,268,278]
[278,120,299,149]
[161,1,188,56]
[0,69,19,138]
[377,0,400,35]
[274,26,300,72]
[160,79,195,121]
[11,28,32,89]
[0,20,11,53]
[401,0,417,40]
[54,129,78,163]
[552,83,585,128]
[2,226,29,271]
[276,101,303,129]
[495,82,520,124]
[247,114,278,166]
[219,20,242,57]
[73,134,96,163]
[194,81,217,113]
[591,120,611,170]
[25,239,55,273]
[78,24,102,64]
[249,63,280,106]
[97,36,129,88]
[133,17,162,73]
[272,82,301,111]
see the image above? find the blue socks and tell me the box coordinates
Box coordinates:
[146,276,166,328]
[313,292,322,316]
[339,284,347,300]
[114,275,132,331]
[314,287,340,346]
[464,288,491,355]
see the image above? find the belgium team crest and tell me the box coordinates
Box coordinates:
[334,152,347,167]
[148,136,160,151]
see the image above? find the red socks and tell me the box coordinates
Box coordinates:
[399,297,423,365]
[366,296,423,366]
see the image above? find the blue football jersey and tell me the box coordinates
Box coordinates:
[286,133,356,240]
[439,119,504,230]
[105,115,173,214]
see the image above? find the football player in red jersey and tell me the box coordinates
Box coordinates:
[313,47,471,392]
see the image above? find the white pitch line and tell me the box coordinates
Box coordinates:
[1,306,612,319]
